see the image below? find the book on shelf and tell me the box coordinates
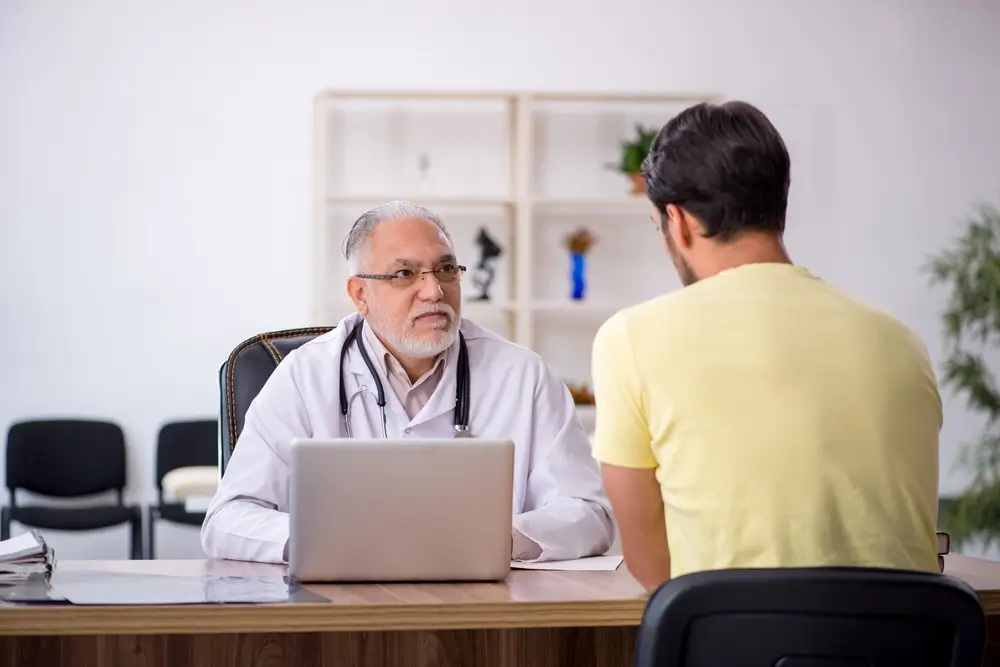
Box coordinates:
[0,530,56,584]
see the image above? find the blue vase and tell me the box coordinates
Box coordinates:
[570,252,586,300]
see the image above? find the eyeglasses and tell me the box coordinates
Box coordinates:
[355,264,467,288]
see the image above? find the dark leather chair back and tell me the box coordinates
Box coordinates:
[633,566,986,667]
[218,327,333,474]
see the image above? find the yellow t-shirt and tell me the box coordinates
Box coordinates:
[591,262,941,578]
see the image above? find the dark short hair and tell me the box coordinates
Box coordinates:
[641,100,790,242]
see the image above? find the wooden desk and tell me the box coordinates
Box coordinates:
[1,555,1000,667]
[0,558,646,667]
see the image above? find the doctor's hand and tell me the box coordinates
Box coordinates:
[511,527,542,561]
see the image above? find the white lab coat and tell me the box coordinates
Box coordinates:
[201,312,615,564]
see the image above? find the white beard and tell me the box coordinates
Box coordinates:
[365,300,459,359]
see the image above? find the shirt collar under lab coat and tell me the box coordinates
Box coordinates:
[340,312,463,427]
[359,319,447,390]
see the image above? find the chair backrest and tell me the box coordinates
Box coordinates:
[5,419,127,498]
[218,327,333,474]
[632,566,986,667]
[155,419,220,488]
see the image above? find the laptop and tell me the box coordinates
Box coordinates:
[287,437,515,583]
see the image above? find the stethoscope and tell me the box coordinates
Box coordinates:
[338,318,472,438]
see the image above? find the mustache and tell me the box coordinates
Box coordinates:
[407,303,456,324]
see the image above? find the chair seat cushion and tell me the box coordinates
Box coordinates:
[155,502,207,526]
[10,505,139,531]
[162,466,219,500]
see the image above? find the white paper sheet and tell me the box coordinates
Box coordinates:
[0,531,45,562]
[511,555,623,571]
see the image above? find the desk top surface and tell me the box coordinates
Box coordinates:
[2,555,999,636]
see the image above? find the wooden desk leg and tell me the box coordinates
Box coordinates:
[0,627,639,667]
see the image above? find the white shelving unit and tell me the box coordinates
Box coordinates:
[312,89,720,391]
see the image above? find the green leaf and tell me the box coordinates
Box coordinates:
[608,123,659,174]
[925,200,1000,547]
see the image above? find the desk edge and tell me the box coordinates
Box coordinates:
[0,599,647,636]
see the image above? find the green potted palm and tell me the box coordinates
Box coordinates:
[926,201,1000,550]
[608,123,659,195]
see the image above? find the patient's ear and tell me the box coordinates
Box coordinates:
[672,204,699,251]
[346,277,368,316]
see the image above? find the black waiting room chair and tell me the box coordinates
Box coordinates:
[147,419,219,559]
[218,326,332,475]
[1,419,144,559]
[632,565,986,667]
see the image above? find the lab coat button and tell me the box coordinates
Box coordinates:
[404,427,412,434]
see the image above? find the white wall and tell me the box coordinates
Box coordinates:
[1,0,999,559]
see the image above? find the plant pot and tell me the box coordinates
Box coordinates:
[628,172,645,196]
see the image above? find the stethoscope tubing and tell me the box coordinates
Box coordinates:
[338,318,471,437]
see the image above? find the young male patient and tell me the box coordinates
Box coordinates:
[591,100,941,592]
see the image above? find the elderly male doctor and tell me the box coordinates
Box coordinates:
[201,201,615,564]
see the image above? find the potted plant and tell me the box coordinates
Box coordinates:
[567,381,595,405]
[926,201,1000,550]
[607,123,659,195]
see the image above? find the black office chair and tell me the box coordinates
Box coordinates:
[632,566,986,667]
[1,419,144,559]
[218,326,333,475]
[147,419,219,559]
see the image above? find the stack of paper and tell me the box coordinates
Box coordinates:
[0,530,56,584]
[511,555,624,571]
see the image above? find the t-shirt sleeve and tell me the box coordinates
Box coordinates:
[590,311,657,469]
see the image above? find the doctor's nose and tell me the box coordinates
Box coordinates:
[415,272,444,301]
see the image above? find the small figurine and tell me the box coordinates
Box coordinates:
[470,227,503,301]
[563,228,597,300]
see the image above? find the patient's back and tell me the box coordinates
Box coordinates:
[591,262,941,578]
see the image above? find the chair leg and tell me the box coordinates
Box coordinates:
[130,513,144,560]
[0,508,9,541]
[147,510,156,560]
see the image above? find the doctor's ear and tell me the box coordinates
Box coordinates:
[346,276,370,316]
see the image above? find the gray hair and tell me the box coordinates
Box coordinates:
[342,200,452,272]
